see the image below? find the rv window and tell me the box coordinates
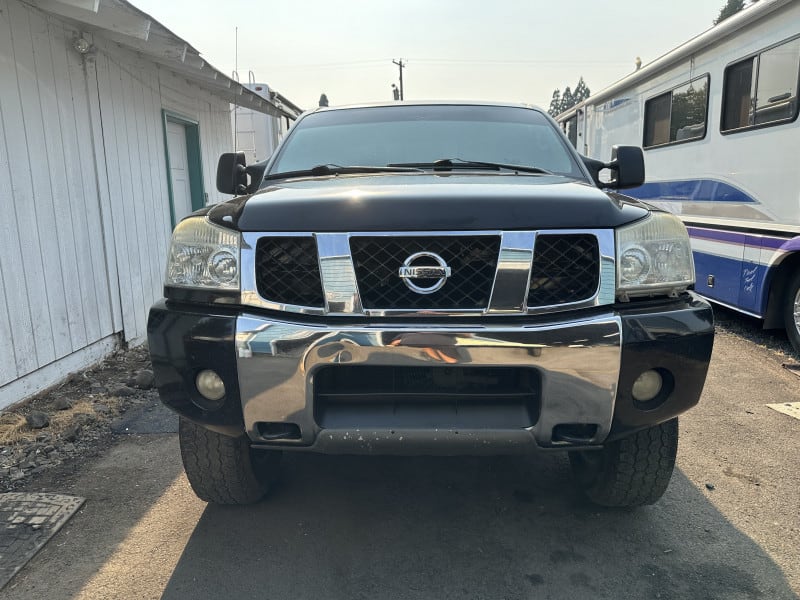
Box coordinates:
[564,116,578,148]
[755,38,800,125]
[644,93,671,147]
[671,80,708,141]
[723,37,800,132]
[644,75,708,148]
[722,59,754,130]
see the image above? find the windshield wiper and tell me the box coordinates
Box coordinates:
[387,158,552,175]
[263,164,423,181]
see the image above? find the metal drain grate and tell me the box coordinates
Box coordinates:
[0,493,85,589]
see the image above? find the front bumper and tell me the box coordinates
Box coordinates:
[147,294,713,454]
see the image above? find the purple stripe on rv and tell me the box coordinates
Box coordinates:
[686,227,794,250]
[778,236,800,252]
[626,179,757,203]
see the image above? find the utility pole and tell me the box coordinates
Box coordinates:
[392,59,405,100]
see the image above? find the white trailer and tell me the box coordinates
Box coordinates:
[233,82,299,164]
[557,0,800,352]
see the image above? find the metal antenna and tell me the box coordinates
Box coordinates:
[234,26,238,151]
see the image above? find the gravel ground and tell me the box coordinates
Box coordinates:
[712,304,800,386]
[713,304,796,361]
[0,346,158,492]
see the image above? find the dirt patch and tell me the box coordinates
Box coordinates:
[0,399,118,445]
[0,346,159,492]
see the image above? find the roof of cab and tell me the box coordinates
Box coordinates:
[308,100,546,114]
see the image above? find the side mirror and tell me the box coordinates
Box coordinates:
[216,152,247,195]
[607,145,645,189]
[581,146,645,190]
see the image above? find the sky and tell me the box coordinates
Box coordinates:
[132,0,724,111]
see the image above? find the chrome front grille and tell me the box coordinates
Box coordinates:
[241,230,615,316]
[350,236,501,310]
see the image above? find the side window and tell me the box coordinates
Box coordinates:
[643,75,709,148]
[722,36,800,132]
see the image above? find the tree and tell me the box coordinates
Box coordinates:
[318,93,329,107]
[573,77,590,104]
[714,0,744,24]
[548,89,561,117]
[560,86,574,114]
[547,78,590,117]
[714,0,758,25]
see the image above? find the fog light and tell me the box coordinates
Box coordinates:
[632,369,663,402]
[196,369,225,401]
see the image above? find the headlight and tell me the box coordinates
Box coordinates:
[165,217,240,290]
[616,212,694,300]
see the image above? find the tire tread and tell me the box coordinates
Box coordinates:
[179,418,271,504]
[782,269,800,356]
[571,418,678,507]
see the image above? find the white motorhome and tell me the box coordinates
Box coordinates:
[233,82,301,164]
[557,0,800,352]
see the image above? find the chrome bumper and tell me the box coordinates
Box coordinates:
[235,312,622,453]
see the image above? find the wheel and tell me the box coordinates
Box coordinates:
[569,418,678,507]
[783,270,800,355]
[178,417,281,504]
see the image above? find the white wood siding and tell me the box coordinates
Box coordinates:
[0,0,238,406]
[0,0,115,388]
[92,37,234,342]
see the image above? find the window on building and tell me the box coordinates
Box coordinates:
[644,75,709,148]
[722,36,800,132]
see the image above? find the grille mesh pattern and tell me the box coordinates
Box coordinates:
[255,237,324,307]
[351,236,501,310]
[527,234,599,307]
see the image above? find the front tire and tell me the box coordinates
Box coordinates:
[179,417,281,504]
[569,418,679,507]
[783,270,800,355]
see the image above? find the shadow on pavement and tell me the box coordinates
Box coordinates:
[162,451,798,600]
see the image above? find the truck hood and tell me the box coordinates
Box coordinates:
[206,173,649,232]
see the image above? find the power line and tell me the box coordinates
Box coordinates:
[410,58,631,65]
[258,57,630,72]
[262,59,392,70]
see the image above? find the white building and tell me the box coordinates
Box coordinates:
[0,0,298,409]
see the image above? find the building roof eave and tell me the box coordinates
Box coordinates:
[31,0,300,119]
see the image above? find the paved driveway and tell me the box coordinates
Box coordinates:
[3,322,799,600]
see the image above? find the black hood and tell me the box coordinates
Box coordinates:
[206,173,649,232]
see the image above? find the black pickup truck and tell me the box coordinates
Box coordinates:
[147,102,714,507]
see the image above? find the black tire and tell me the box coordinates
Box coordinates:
[178,417,281,504]
[783,270,800,356]
[569,418,678,507]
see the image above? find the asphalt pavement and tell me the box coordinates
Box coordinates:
[2,320,799,600]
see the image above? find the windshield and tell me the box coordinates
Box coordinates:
[268,105,585,179]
